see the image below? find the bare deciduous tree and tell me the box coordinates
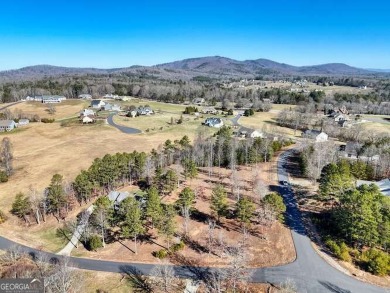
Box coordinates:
[0,137,13,176]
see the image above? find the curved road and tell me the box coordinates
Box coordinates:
[0,150,387,292]
[106,113,142,134]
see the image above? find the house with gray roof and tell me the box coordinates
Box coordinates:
[17,119,30,126]
[0,120,16,132]
[204,117,224,128]
[108,191,130,210]
[302,129,328,142]
[356,179,390,196]
[90,100,105,109]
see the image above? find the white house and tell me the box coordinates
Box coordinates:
[193,98,206,106]
[303,130,328,142]
[128,110,137,118]
[236,127,264,138]
[90,100,105,109]
[356,179,390,196]
[334,114,346,122]
[202,107,217,114]
[137,106,153,115]
[80,109,95,117]
[79,94,92,100]
[0,120,17,132]
[103,94,119,99]
[18,119,30,126]
[204,117,224,128]
[104,103,121,111]
[81,116,94,124]
[36,95,66,103]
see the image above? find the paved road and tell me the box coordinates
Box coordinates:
[0,101,23,111]
[0,149,387,292]
[230,114,242,126]
[107,114,142,134]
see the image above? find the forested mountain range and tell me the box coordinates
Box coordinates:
[0,56,384,82]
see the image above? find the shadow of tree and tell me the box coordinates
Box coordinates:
[318,281,352,293]
[120,265,153,293]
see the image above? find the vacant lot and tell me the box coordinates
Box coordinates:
[71,161,295,268]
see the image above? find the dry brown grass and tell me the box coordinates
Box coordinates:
[10,100,89,120]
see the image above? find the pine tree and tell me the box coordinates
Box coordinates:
[157,204,176,249]
[236,197,255,233]
[145,186,163,228]
[11,193,31,222]
[182,159,198,181]
[46,174,67,219]
[121,197,145,254]
[210,184,228,222]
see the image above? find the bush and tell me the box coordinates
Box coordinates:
[339,242,352,262]
[153,249,168,259]
[325,240,351,262]
[0,209,7,224]
[0,171,8,183]
[87,235,103,251]
[362,249,390,276]
[41,118,55,123]
[171,241,185,252]
[325,239,341,257]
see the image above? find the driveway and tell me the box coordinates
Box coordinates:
[0,149,387,292]
[107,114,142,134]
[0,101,23,111]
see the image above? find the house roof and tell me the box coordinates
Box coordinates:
[356,179,390,196]
[0,120,15,127]
[108,191,130,203]
[91,100,103,105]
[19,119,29,122]
[304,129,324,137]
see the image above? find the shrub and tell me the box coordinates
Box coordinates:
[153,249,168,259]
[339,242,352,262]
[0,171,8,183]
[171,241,185,252]
[325,239,341,257]
[227,109,233,115]
[362,249,390,276]
[0,209,7,224]
[41,118,55,123]
[87,235,103,251]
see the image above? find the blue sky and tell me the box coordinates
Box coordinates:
[0,0,389,70]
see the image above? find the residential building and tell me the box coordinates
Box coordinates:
[81,116,94,124]
[79,94,92,100]
[202,107,217,114]
[236,127,264,138]
[0,120,17,132]
[33,95,66,103]
[204,117,224,128]
[340,141,379,162]
[108,191,130,210]
[80,109,95,117]
[356,179,390,196]
[302,130,328,142]
[137,106,153,115]
[90,100,105,109]
[193,98,206,106]
[103,94,119,99]
[18,119,30,126]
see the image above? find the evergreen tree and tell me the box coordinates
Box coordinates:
[145,186,163,228]
[120,197,145,254]
[177,187,195,210]
[162,170,178,195]
[210,184,228,222]
[157,204,176,249]
[182,159,198,180]
[73,170,94,204]
[46,174,67,218]
[11,193,31,222]
[235,197,255,232]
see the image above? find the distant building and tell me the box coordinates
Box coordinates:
[302,130,328,142]
[80,109,95,117]
[340,141,379,162]
[193,98,206,106]
[104,103,121,111]
[204,117,224,128]
[90,100,105,109]
[108,191,130,210]
[237,127,264,138]
[137,106,153,115]
[18,119,30,126]
[202,107,217,114]
[34,95,66,103]
[79,94,92,100]
[0,120,17,132]
[81,116,94,124]
[356,179,390,196]
[103,94,119,99]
